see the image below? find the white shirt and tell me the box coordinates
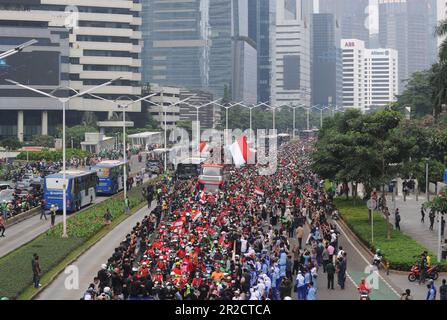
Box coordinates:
[241,239,248,253]
[296,274,305,287]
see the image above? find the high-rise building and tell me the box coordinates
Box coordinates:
[379,0,437,92]
[141,0,210,90]
[0,0,142,141]
[341,39,398,112]
[179,89,221,130]
[319,0,370,47]
[312,13,343,108]
[272,0,313,106]
[208,0,258,104]
[145,83,181,131]
[248,0,275,103]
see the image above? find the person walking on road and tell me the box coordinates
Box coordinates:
[429,209,435,231]
[296,224,304,249]
[32,253,42,288]
[336,257,346,290]
[124,197,130,215]
[439,279,447,300]
[426,283,436,300]
[420,205,425,223]
[326,260,335,290]
[395,209,401,231]
[49,204,57,228]
[296,271,306,300]
[40,199,47,220]
[0,215,5,237]
[306,282,317,300]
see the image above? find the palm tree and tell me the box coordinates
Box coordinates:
[436,19,447,63]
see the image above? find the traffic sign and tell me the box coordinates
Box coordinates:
[367,199,377,210]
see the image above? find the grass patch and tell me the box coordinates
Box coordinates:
[335,198,447,271]
[0,176,163,299]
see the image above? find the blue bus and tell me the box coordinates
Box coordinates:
[44,170,98,212]
[92,160,128,195]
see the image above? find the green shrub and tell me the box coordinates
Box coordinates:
[16,148,90,161]
[335,198,447,271]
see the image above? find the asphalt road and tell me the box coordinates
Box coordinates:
[0,154,146,258]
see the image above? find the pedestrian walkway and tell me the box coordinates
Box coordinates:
[385,193,443,255]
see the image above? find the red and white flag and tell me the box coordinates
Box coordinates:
[172,218,183,228]
[192,211,202,222]
[229,135,250,167]
[254,186,264,196]
[199,141,209,153]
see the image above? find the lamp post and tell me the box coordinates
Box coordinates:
[313,105,329,128]
[288,103,305,139]
[89,92,159,200]
[182,98,222,147]
[140,94,196,171]
[0,39,38,60]
[424,158,430,202]
[6,77,121,237]
[230,102,263,143]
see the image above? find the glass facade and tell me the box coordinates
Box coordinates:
[142,0,210,90]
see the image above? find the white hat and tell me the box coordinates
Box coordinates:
[101,264,107,270]
[84,294,92,300]
[103,287,111,293]
[283,296,292,300]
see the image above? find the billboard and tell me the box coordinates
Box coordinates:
[0,0,41,4]
[0,51,60,86]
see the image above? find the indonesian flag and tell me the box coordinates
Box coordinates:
[254,187,264,196]
[172,218,183,228]
[192,211,202,222]
[229,135,250,167]
[199,141,209,153]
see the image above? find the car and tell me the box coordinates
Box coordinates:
[146,159,162,174]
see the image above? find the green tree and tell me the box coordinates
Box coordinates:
[0,137,22,151]
[31,135,54,148]
[62,125,98,149]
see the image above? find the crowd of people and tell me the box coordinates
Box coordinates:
[81,139,348,300]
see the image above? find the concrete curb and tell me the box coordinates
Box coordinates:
[5,207,41,227]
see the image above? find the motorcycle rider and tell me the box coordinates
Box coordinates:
[373,249,383,267]
[358,278,371,300]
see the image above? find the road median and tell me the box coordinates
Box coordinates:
[0,175,163,300]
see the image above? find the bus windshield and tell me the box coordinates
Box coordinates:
[96,167,110,178]
[45,177,65,190]
[202,167,222,177]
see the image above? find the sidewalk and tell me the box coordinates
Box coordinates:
[385,193,444,255]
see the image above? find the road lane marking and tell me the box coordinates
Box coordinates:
[334,220,401,297]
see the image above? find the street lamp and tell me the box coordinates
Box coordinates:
[182,98,222,146]
[231,102,262,143]
[257,102,280,132]
[0,39,38,60]
[288,103,305,139]
[313,105,330,128]
[140,94,196,171]
[89,92,158,200]
[6,77,121,237]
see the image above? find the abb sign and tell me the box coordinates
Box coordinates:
[344,41,356,48]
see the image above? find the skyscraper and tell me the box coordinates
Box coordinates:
[0,0,142,141]
[272,0,313,106]
[209,0,257,103]
[142,0,210,90]
[319,0,370,47]
[341,39,398,111]
[379,0,437,92]
[248,0,275,103]
[312,13,343,108]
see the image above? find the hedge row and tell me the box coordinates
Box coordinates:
[335,198,447,271]
[0,176,163,299]
[16,149,90,161]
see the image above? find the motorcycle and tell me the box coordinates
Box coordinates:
[359,291,370,301]
[331,210,339,220]
[408,264,439,282]
[372,254,382,268]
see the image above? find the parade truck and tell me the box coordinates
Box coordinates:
[198,163,224,193]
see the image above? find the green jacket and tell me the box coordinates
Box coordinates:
[326,263,336,275]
